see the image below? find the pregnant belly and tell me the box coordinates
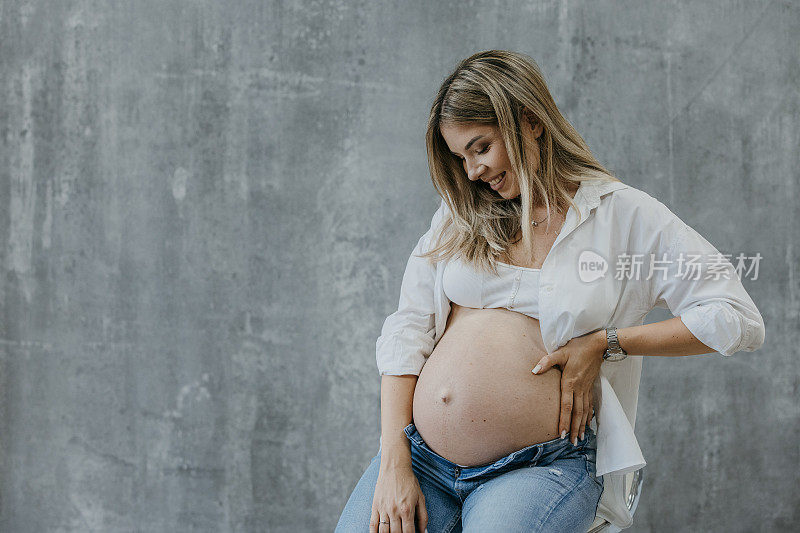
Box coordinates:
[412,304,562,467]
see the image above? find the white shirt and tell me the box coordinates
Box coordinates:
[375,178,766,529]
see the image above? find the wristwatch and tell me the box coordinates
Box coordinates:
[602,327,628,362]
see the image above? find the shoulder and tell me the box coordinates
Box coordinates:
[432,197,451,228]
[418,197,451,248]
[602,183,684,227]
[603,183,663,209]
[591,182,690,253]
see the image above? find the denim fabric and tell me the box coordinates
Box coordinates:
[336,423,603,532]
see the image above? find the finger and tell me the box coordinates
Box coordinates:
[399,502,416,533]
[390,512,401,533]
[558,383,574,439]
[580,392,590,439]
[416,497,428,533]
[373,511,390,533]
[402,513,415,533]
[570,392,584,445]
[535,351,566,374]
[369,507,379,533]
[532,355,548,374]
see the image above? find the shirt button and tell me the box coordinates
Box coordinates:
[546,286,553,292]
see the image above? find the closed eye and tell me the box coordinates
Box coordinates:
[453,144,490,161]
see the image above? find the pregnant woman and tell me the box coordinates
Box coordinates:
[336,50,765,533]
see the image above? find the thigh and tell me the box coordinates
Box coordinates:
[335,452,462,533]
[460,455,602,533]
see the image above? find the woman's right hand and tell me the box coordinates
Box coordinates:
[370,464,428,533]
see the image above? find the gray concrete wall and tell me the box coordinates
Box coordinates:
[0,1,796,531]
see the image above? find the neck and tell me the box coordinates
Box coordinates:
[532,182,580,211]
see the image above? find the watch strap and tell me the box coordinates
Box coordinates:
[603,326,628,360]
[607,327,622,351]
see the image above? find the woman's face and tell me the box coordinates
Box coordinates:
[440,120,541,200]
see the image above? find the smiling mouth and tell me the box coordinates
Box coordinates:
[488,173,504,185]
[488,172,506,189]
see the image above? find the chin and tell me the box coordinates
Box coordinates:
[500,187,520,199]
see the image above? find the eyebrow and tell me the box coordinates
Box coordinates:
[450,134,485,155]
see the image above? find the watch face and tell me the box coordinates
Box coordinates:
[604,351,627,362]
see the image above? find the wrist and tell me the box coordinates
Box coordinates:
[379,446,412,470]
[593,329,608,360]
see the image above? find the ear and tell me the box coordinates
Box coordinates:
[521,107,543,139]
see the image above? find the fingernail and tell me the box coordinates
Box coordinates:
[572,436,577,446]
[532,364,541,374]
[560,429,567,439]
[580,431,584,441]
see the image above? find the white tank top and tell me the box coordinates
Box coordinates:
[442,255,541,319]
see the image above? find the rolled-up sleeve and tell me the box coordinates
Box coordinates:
[376,200,447,376]
[647,211,766,356]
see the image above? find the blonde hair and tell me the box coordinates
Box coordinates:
[419,50,621,276]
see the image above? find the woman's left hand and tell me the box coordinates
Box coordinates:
[531,330,606,445]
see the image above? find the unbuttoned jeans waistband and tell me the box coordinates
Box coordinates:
[403,422,597,481]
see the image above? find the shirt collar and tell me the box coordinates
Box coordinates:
[548,178,627,250]
[573,178,628,223]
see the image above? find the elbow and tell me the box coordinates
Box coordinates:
[745,314,766,352]
[721,313,766,356]
[376,329,435,376]
[683,302,766,356]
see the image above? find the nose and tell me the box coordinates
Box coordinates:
[465,161,486,181]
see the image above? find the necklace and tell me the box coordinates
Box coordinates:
[531,207,562,227]
[531,212,549,227]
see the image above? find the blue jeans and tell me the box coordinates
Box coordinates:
[336,422,603,532]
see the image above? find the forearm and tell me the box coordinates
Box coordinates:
[379,374,417,469]
[589,316,716,357]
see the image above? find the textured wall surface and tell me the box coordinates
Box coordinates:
[0,1,797,531]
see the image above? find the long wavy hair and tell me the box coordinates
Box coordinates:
[418,50,621,276]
